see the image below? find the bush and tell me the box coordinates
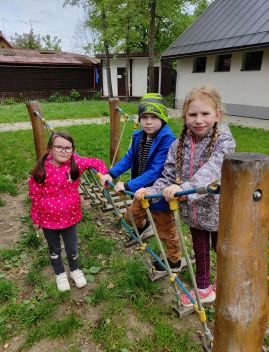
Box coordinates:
[164,92,175,108]
[0,98,17,105]
[69,89,81,101]
[92,91,101,100]
[47,92,69,103]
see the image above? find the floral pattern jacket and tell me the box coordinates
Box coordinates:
[147,124,236,231]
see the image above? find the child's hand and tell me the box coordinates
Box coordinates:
[100,174,112,188]
[134,188,149,200]
[33,223,40,231]
[163,185,183,202]
[114,181,125,193]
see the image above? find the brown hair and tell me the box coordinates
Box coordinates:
[176,86,223,183]
[32,132,79,183]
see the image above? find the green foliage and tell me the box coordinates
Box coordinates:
[11,28,42,49]
[0,175,17,195]
[47,91,70,103]
[24,314,82,347]
[0,98,16,105]
[69,89,81,101]
[65,0,211,55]
[164,93,175,108]
[0,278,16,301]
[48,90,81,102]
[11,28,62,51]
[41,34,62,51]
[138,322,200,351]
[91,316,128,351]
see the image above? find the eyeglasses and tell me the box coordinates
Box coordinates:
[53,145,73,153]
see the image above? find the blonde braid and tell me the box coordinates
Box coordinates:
[176,124,188,184]
[206,123,220,160]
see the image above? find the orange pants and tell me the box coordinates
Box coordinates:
[124,199,181,263]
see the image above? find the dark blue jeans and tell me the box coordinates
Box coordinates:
[42,225,79,275]
[190,227,218,289]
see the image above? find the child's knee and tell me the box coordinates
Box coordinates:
[49,251,61,260]
[67,252,79,261]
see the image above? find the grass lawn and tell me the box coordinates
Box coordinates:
[0,110,268,351]
[0,100,138,124]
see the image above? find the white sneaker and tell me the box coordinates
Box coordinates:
[56,272,70,292]
[70,269,87,288]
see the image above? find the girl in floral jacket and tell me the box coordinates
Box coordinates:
[135,86,236,306]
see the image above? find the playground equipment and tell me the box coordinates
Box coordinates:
[27,99,269,352]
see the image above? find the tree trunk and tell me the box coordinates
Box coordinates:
[213,152,269,352]
[101,7,113,98]
[148,0,156,93]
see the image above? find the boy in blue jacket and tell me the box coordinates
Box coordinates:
[100,93,181,272]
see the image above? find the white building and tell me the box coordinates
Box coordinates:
[162,0,269,120]
[96,53,174,98]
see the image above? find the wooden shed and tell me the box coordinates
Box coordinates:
[0,47,100,101]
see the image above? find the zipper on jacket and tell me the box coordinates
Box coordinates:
[190,134,197,226]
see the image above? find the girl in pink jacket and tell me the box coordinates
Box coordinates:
[28,131,108,292]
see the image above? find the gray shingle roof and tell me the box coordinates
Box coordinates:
[162,0,269,59]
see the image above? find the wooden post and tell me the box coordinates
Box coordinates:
[26,101,47,160]
[109,98,121,166]
[213,153,269,352]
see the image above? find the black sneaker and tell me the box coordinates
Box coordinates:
[152,259,182,273]
[137,220,150,235]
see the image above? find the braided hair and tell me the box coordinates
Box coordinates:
[32,132,79,183]
[176,85,224,182]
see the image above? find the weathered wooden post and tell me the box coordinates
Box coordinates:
[109,98,121,166]
[213,153,269,352]
[26,101,47,160]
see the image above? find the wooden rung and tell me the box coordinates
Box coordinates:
[102,200,132,212]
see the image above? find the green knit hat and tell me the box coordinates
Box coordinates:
[138,93,168,123]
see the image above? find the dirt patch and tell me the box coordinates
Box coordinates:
[0,192,27,248]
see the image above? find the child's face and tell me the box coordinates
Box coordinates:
[185,98,222,141]
[49,136,73,166]
[140,114,163,138]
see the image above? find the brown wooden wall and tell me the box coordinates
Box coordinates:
[0,65,95,100]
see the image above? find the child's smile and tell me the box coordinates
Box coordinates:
[185,99,221,141]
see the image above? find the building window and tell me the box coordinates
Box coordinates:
[193,56,207,73]
[215,54,232,72]
[242,51,263,71]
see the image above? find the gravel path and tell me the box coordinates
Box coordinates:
[0,109,268,132]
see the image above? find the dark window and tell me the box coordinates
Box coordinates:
[215,54,232,72]
[242,51,263,71]
[193,56,207,73]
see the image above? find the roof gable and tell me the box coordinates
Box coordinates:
[0,31,13,49]
[163,0,269,58]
